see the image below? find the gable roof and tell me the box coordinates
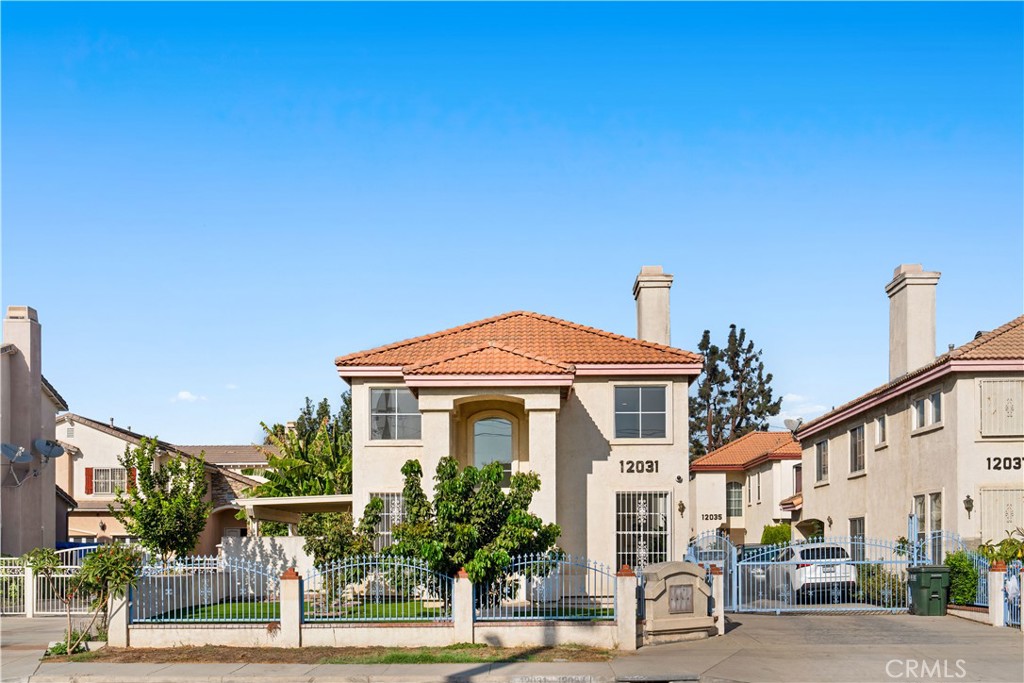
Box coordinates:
[335,311,700,377]
[404,343,576,376]
[177,445,271,465]
[798,315,1024,436]
[690,431,801,472]
[42,375,69,411]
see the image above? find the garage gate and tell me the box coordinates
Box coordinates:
[687,520,988,614]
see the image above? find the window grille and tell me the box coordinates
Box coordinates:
[615,491,670,572]
[93,468,127,495]
[371,492,405,552]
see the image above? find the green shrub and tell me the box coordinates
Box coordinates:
[45,630,91,656]
[856,564,907,608]
[760,523,791,546]
[944,551,978,605]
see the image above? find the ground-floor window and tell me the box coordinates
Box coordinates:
[980,487,1024,542]
[849,517,865,562]
[67,536,97,544]
[370,492,405,552]
[615,491,670,572]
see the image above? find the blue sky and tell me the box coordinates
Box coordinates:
[2,2,1021,445]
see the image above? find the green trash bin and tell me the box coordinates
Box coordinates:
[908,566,950,616]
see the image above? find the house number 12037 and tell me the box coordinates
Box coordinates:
[620,460,659,473]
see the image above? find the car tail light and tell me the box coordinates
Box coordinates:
[797,563,811,569]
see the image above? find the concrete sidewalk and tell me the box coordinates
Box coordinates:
[7,614,1024,683]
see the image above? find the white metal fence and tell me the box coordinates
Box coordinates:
[34,565,95,615]
[0,558,25,614]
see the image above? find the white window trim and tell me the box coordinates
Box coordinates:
[814,440,829,484]
[874,414,888,450]
[468,409,521,481]
[365,385,423,446]
[609,381,674,445]
[910,389,944,437]
[849,425,866,475]
[92,467,127,496]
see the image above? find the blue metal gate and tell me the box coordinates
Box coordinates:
[686,531,737,608]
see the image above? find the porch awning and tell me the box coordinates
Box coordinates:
[779,493,803,512]
[232,494,353,525]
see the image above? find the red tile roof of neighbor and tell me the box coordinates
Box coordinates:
[690,431,801,471]
[334,311,701,372]
[799,315,1024,433]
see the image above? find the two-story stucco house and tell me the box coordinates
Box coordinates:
[334,267,702,572]
[55,413,257,554]
[795,264,1024,550]
[689,431,801,545]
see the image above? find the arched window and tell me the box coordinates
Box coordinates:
[473,417,512,486]
[726,482,743,518]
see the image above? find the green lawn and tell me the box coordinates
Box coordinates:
[147,601,280,621]
[305,599,449,621]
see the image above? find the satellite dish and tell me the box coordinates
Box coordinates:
[784,418,803,433]
[1,443,32,464]
[33,439,65,459]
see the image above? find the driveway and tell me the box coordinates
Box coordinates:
[623,613,1024,683]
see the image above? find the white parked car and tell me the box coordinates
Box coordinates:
[769,543,858,601]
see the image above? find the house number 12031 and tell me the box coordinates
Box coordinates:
[620,460,659,473]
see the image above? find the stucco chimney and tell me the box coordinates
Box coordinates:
[633,266,674,346]
[885,264,941,380]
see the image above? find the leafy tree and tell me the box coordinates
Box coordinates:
[388,457,561,583]
[689,325,783,460]
[299,500,383,567]
[246,394,353,498]
[24,544,142,654]
[110,438,211,563]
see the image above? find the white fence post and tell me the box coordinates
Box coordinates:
[989,562,1006,628]
[615,565,638,651]
[711,565,725,636]
[24,566,35,618]
[453,568,474,644]
[279,568,302,647]
[107,591,129,647]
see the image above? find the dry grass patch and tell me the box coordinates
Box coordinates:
[47,643,614,665]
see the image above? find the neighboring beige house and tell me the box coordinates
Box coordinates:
[689,431,801,545]
[55,413,258,554]
[795,264,1024,549]
[333,266,702,571]
[1,305,75,556]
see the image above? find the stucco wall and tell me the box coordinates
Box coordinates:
[221,536,316,576]
[800,372,1023,545]
[350,376,691,571]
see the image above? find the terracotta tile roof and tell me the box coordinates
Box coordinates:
[335,311,700,370]
[690,431,801,471]
[799,315,1024,434]
[177,445,271,465]
[404,343,575,375]
[780,493,803,511]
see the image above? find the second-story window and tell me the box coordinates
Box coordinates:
[370,388,421,440]
[815,440,829,482]
[93,467,127,495]
[876,415,886,445]
[913,398,927,430]
[474,417,513,486]
[930,391,942,424]
[794,464,803,494]
[726,482,743,517]
[614,386,666,438]
[849,425,865,473]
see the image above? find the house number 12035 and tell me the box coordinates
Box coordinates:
[620,460,659,473]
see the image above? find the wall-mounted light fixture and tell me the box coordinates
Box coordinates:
[826,516,833,529]
[963,494,974,519]
[98,520,106,532]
